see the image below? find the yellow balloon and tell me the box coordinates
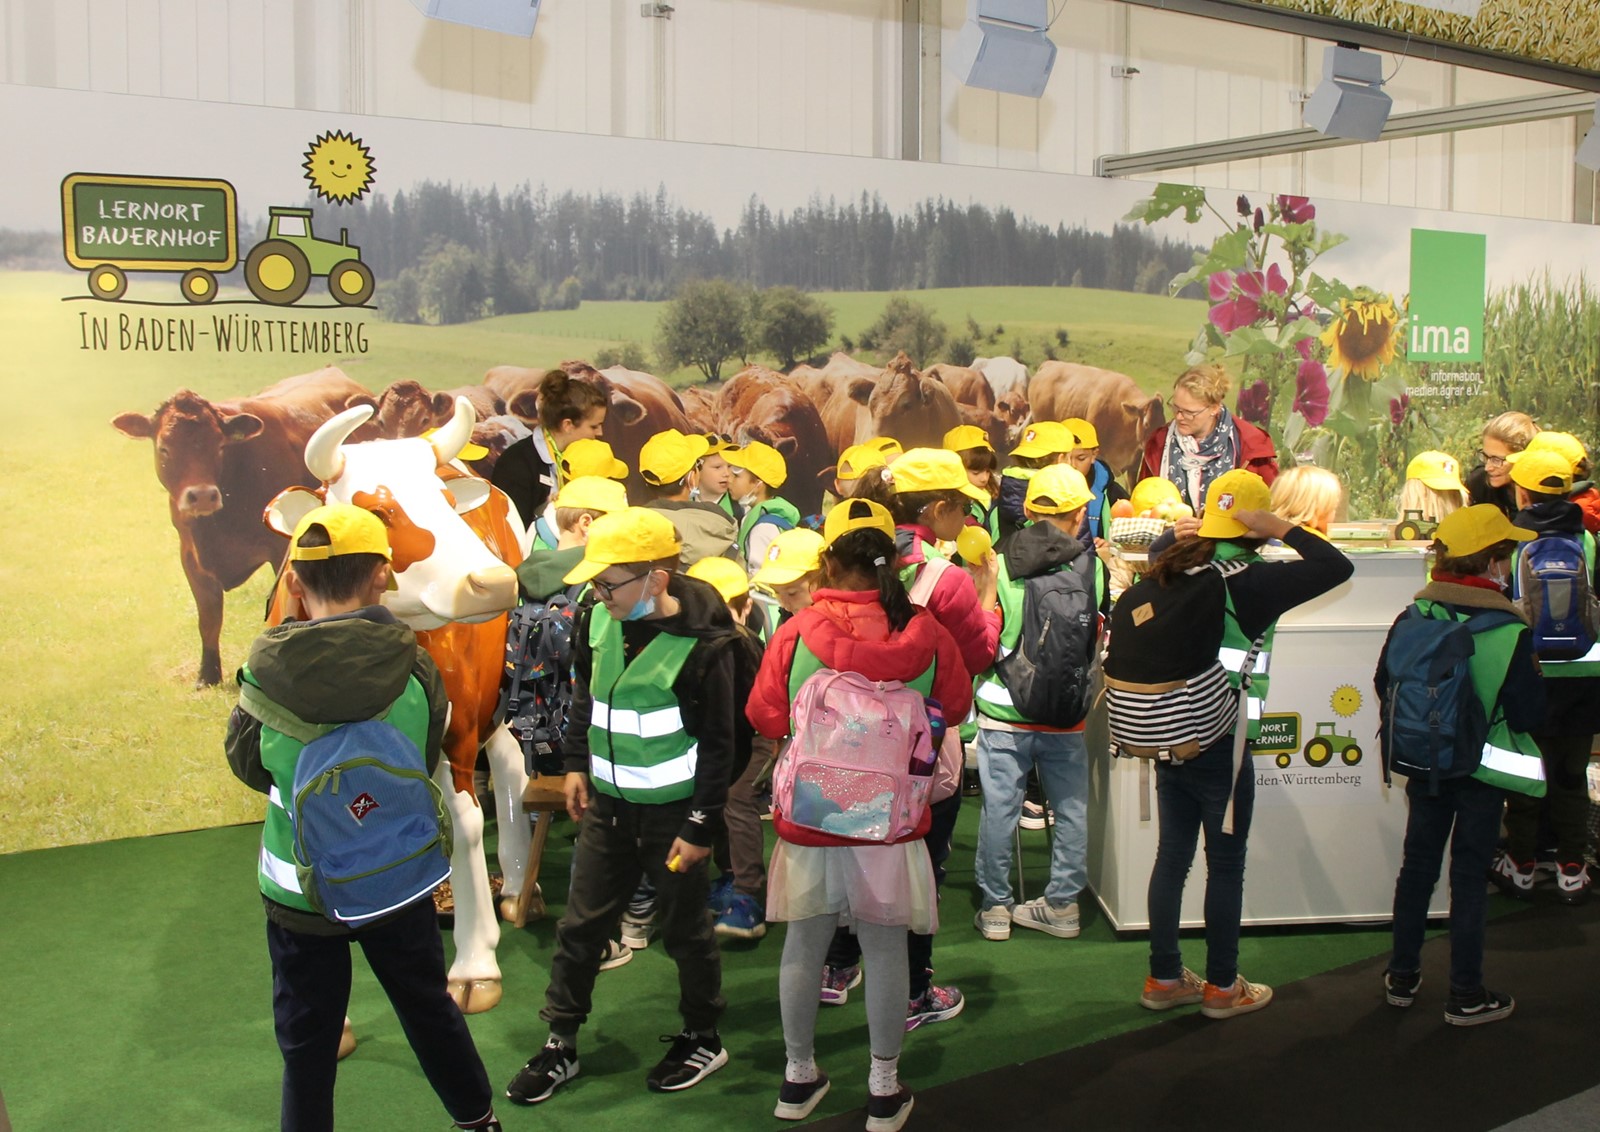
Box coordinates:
[956,525,993,564]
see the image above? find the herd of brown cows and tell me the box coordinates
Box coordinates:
[114,351,1165,686]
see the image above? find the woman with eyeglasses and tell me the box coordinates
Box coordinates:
[1138,363,1279,516]
[1466,411,1539,520]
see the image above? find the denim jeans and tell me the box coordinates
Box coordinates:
[974,726,1089,909]
[1146,732,1256,988]
[1389,774,1506,994]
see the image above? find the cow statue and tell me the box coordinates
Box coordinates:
[265,398,531,1014]
[112,367,370,687]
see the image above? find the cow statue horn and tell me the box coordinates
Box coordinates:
[429,397,477,465]
[304,404,373,483]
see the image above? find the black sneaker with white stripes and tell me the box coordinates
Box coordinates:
[646,1029,729,1092]
[505,1037,579,1105]
[1445,987,1515,1027]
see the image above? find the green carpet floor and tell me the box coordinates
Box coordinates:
[0,806,1427,1130]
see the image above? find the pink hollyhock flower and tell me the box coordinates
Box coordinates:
[1295,337,1315,361]
[1294,358,1330,427]
[1237,195,1252,218]
[1254,207,1265,233]
[1208,264,1288,333]
[1236,380,1271,426]
[1277,195,1316,224]
[1390,394,1410,426]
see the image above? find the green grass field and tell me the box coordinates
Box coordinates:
[0,269,1199,852]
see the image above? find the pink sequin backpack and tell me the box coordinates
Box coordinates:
[772,668,937,844]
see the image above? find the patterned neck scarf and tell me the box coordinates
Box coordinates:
[1160,406,1240,511]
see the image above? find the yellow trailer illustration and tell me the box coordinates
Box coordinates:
[62,173,239,304]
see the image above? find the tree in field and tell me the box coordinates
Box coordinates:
[656,278,752,381]
[750,287,835,369]
[859,295,948,367]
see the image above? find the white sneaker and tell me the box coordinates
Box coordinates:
[1018,801,1053,830]
[620,916,651,951]
[1010,897,1080,938]
[974,905,1012,940]
[598,939,633,971]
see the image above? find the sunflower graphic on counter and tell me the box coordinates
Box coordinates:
[1321,292,1400,381]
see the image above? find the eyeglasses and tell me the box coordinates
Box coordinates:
[592,570,651,602]
[1172,404,1214,421]
[1478,450,1508,468]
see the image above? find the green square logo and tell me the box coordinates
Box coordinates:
[1408,229,1486,362]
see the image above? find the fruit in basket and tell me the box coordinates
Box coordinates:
[1170,503,1194,519]
[1111,499,1135,519]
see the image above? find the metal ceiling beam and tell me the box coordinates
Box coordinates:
[1114,0,1600,94]
[1096,91,1597,178]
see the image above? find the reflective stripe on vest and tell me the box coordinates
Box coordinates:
[1539,638,1600,678]
[587,604,700,803]
[1473,720,1548,797]
[259,843,302,894]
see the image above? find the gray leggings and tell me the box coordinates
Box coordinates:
[780,914,909,1063]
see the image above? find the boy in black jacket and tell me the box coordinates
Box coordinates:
[506,507,745,1105]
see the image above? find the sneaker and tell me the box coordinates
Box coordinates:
[961,768,982,797]
[820,964,863,1006]
[707,873,735,916]
[620,915,652,951]
[1384,968,1421,1008]
[865,1086,914,1132]
[1445,987,1515,1027]
[714,892,768,940]
[906,984,965,1032]
[505,1037,579,1105]
[974,905,1012,941]
[1200,975,1273,1019]
[1557,862,1590,905]
[1018,800,1053,830]
[646,1030,728,1092]
[1489,851,1535,899]
[1139,967,1204,1011]
[598,939,634,971]
[1011,897,1080,939]
[773,1074,830,1121]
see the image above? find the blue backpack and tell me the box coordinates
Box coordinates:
[242,683,453,924]
[1378,605,1517,794]
[1512,533,1600,661]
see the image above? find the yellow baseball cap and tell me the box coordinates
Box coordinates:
[1434,503,1535,557]
[639,429,711,486]
[685,555,750,604]
[1025,465,1093,515]
[836,443,890,481]
[554,475,629,514]
[1508,448,1574,495]
[563,507,682,584]
[1130,476,1183,516]
[724,440,788,489]
[1518,431,1587,471]
[867,437,904,459]
[942,424,993,453]
[823,497,896,547]
[701,432,736,455]
[1404,450,1464,494]
[1196,469,1272,539]
[290,504,392,561]
[560,438,628,482]
[1010,421,1075,460]
[1060,418,1099,449]
[752,528,826,586]
[885,447,989,504]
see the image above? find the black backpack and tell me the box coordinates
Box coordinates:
[995,557,1098,728]
[498,591,581,776]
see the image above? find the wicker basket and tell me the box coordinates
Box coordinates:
[1109,516,1171,548]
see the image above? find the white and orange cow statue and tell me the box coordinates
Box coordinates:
[266,397,531,1014]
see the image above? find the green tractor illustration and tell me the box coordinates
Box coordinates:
[1393,509,1437,542]
[1299,721,1363,768]
[244,206,374,306]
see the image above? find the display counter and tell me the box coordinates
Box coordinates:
[1087,544,1451,930]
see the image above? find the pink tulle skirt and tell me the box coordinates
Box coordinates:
[766,839,938,934]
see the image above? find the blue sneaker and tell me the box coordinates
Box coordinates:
[714,892,768,940]
[707,873,735,916]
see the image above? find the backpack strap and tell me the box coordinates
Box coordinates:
[908,554,953,607]
[1211,559,1265,837]
[238,680,394,745]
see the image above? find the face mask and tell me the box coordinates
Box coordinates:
[1489,561,1511,590]
[623,577,658,621]
[738,491,761,508]
[688,485,702,502]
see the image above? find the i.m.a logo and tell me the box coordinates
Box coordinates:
[1407,229,1486,362]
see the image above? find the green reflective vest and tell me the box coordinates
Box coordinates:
[1414,599,1546,797]
[242,665,433,913]
[1511,530,1600,678]
[1213,542,1274,741]
[738,497,801,554]
[587,605,701,803]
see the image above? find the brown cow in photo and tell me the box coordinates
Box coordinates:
[793,351,879,410]
[1028,361,1165,482]
[959,404,1012,464]
[925,363,996,413]
[349,380,505,440]
[597,364,693,479]
[679,385,720,435]
[864,352,962,451]
[716,365,794,433]
[736,386,832,517]
[484,365,549,416]
[111,366,369,686]
[817,373,877,454]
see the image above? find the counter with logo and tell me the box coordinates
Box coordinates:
[1086,544,1452,929]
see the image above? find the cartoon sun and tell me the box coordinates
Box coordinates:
[302,130,375,204]
[1331,684,1362,718]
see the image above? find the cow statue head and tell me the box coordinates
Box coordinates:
[267,397,518,630]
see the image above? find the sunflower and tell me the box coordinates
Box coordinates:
[1321,297,1399,381]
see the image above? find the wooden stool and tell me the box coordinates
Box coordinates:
[510,775,569,928]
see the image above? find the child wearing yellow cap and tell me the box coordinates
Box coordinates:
[998,421,1075,541]
[1380,504,1545,1026]
[226,505,501,1132]
[638,429,745,571]
[507,507,751,1104]
[1519,430,1600,535]
[1061,417,1131,550]
[944,424,1001,537]
[725,441,801,573]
